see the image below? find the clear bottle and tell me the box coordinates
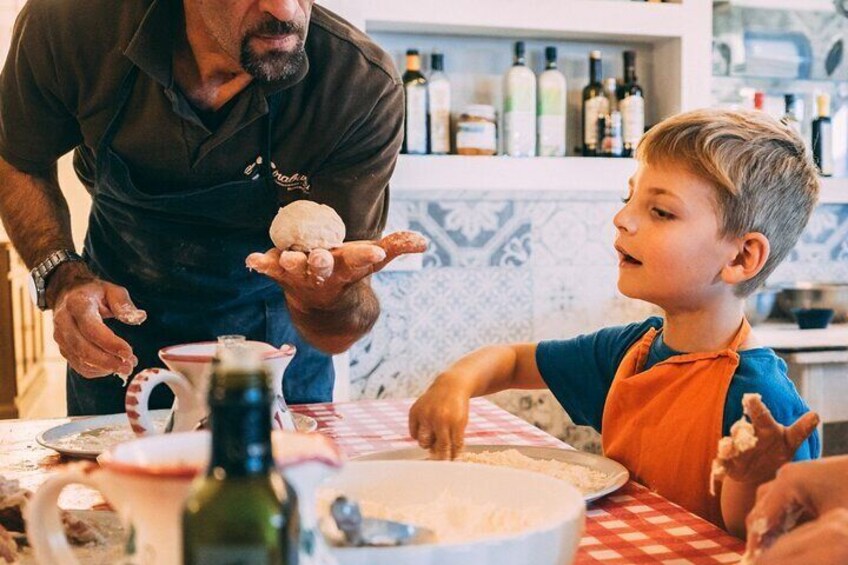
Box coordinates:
[782,94,804,137]
[183,345,299,565]
[812,93,834,177]
[582,51,608,157]
[537,46,567,157]
[402,49,428,155]
[618,50,644,158]
[428,52,451,155]
[503,41,537,157]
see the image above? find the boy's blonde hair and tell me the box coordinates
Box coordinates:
[636,108,820,296]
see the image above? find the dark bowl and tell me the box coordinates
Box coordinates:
[791,308,835,330]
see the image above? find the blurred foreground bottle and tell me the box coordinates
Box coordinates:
[183,343,299,564]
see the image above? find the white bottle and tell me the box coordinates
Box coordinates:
[428,52,451,155]
[402,49,428,155]
[503,41,537,157]
[537,46,567,157]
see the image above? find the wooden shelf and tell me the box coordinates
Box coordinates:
[713,0,835,12]
[357,0,692,43]
[391,155,636,192]
[391,155,848,204]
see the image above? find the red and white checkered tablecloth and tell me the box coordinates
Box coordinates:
[292,398,745,565]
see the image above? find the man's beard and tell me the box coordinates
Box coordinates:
[240,17,307,83]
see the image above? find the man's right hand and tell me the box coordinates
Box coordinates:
[49,263,146,378]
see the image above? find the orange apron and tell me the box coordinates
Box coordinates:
[601,319,751,527]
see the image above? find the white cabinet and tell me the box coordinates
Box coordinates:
[321,0,713,191]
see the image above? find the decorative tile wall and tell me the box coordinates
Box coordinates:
[349,191,848,452]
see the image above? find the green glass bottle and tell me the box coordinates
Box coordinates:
[182,345,299,565]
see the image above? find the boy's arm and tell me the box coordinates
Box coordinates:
[715,395,819,538]
[408,343,543,459]
[721,478,760,538]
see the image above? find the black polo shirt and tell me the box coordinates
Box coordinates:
[0,0,402,241]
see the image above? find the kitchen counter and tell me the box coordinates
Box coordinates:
[753,322,848,351]
[0,398,745,564]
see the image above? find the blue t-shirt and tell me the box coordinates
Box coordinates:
[536,317,820,461]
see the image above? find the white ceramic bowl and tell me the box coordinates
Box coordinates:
[324,460,585,565]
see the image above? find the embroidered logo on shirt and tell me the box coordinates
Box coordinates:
[242,156,311,193]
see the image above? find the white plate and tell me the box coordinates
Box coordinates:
[354,444,629,503]
[37,411,318,459]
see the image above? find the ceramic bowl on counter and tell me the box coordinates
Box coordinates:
[744,288,779,325]
[777,283,848,325]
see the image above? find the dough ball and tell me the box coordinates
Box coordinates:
[270,200,346,252]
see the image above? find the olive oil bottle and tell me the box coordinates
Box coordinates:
[183,344,299,565]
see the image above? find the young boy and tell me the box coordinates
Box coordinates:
[409,108,821,535]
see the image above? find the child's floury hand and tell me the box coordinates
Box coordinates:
[408,374,471,460]
[717,394,819,486]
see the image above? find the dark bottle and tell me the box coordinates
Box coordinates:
[402,49,429,155]
[618,50,644,158]
[582,51,607,157]
[812,93,834,177]
[183,345,299,565]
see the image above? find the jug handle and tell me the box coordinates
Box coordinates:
[26,462,107,565]
[126,368,195,436]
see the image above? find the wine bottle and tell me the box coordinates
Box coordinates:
[504,41,537,157]
[183,344,299,565]
[582,51,608,157]
[428,52,451,155]
[812,93,834,177]
[537,46,567,157]
[618,50,644,157]
[782,94,803,137]
[402,49,428,155]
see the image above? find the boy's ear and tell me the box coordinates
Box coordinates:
[721,232,770,285]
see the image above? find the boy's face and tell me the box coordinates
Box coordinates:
[613,162,740,311]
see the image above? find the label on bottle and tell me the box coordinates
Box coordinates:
[428,79,451,154]
[405,84,428,154]
[194,546,271,564]
[504,111,535,156]
[537,115,565,157]
[620,94,645,148]
[583,95,609,147]
[456,121,497,153]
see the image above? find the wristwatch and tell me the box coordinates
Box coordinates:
[27,249,84,311]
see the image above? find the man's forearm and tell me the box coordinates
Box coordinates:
[286,278,380,354]
[0,157,74,267]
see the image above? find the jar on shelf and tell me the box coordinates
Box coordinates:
[456,104,497,156]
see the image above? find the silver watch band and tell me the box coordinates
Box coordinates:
[30,249,84,310]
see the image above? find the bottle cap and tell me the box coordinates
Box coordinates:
[515,41,526,58]
[431,52,444,71]
[816,93,831,118]
[753,91,765,110]
[406,49,419,56]
[545,46,557,63]
[590,50,602,60]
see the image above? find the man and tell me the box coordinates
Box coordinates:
[0,0,421,414]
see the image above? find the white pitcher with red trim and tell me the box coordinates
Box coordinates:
[125,337,297,436]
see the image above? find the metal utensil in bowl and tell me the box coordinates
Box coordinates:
[744,288,779,325]
[330,496,435,547]
[777,282,848,323]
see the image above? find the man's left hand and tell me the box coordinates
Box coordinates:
[245,231,427,310]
